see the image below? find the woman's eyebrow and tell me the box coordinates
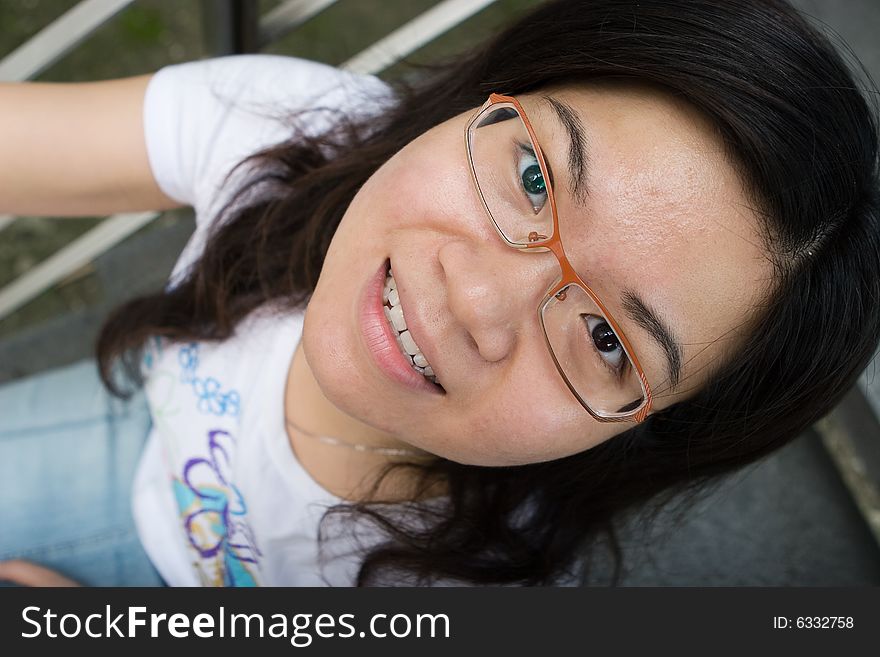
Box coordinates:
[620,290,683,391]
[539,94,683,392]
[539,94,589,207]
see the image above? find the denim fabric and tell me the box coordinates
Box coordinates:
[0,358,165,587]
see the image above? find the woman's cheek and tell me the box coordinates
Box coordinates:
[386,133,474,226]
[392,155,451,220]
[459,399,569,466]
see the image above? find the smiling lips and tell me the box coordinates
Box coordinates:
[360,259,444,395]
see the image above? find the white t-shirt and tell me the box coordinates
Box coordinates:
[131,54,406,586]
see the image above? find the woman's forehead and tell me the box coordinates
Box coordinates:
[521,84,774,398]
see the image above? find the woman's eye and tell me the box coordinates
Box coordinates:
[516,142,548,214]
[583,315,626,374]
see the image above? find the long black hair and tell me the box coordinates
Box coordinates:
[97,0,880,585]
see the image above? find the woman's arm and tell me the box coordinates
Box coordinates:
[0,74,185,217]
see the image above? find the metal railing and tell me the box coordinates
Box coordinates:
[0,0,500,321]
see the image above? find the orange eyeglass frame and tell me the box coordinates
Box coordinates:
[465,92,654,423]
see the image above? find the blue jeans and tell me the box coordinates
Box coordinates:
[0,358,165,586]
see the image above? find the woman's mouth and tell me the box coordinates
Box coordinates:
[360,258,445,395]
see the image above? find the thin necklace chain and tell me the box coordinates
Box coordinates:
[284,416,425,458]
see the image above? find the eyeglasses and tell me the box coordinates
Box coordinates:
[464,93,653,423]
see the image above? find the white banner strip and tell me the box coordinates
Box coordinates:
[0,0,134,82]
[259,0,341,47]
[0,211,158,321]
[341,0,498,75]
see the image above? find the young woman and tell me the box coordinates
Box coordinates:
[1,0,878,586]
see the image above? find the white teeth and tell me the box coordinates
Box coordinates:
[382,276,396,302]
[383,267,441,387]
[399,330,419,356]
[387,303,407,332]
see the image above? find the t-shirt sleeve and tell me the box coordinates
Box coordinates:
[142,53,395,225]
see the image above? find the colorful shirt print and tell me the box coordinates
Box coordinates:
[167,342,259,586]
[172,428,262,586]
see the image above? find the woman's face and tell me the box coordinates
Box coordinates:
[301,80,774,466]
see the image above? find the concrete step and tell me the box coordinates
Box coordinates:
[591,427,880,585]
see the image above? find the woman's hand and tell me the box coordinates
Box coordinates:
[0,559,82,587]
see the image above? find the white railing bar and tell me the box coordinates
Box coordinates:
[0,0,134,82]
[816,414,880,550]
[858,362,880,420]
[258,0,341,48]
[0,211,157,320]
[0,215,14,233]
[340,0,499,75]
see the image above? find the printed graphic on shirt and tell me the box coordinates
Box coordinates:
[173,427,263,586]
[178,343,241,417]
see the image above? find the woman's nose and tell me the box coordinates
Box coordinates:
[438,238,558,363]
